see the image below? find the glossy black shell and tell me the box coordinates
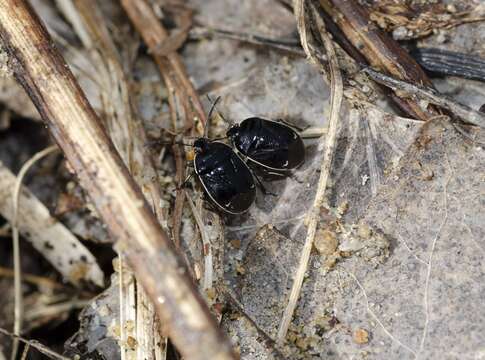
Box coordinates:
[227,117,305,171]
[194,140,256,214]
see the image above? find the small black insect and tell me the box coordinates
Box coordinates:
[226,117,305,172]
[193,138,256,215]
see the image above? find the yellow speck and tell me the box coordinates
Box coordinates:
[353,328,369,344]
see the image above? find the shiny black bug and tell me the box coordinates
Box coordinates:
[226,117,305,172]
[193,138,256,214]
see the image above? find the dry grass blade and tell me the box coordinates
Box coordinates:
[0,2,235,359]
[277,0,344,343]
[10,145,58,360]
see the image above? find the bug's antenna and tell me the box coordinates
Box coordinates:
[206,94,233,128]
[204,95,221,138]
[145,140,193,148]
[207,95,221,123]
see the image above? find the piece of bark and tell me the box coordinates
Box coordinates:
[0,2,235,360]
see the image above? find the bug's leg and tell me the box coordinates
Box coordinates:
[252,171,277,197]
[287,171,304,184]
[275,119,308,132]
[262,168,304,184]
[299,126,327,138]
[177,171,194,190]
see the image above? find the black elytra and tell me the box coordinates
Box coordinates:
[226,117,305,171]
[193,138,256,214]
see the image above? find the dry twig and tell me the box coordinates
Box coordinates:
[0,2,235,359]
[0,327,71,360]
[319,0,436,121]
[363,67,485,128]
[218,285,287,360]
[189,26,305,57]
[10,145,58,360]
[277,0,344,343]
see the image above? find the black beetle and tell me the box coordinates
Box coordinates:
[193,138,256,214]
[226,117,305,172]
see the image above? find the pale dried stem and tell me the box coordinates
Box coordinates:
[10,145,58,360]
[0,2,234,359]
[19,344,29,360]
[277,0,343,343]
[0,161,104,287]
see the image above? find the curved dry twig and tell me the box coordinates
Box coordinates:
[277,0,344,343]
[10,145,58,360]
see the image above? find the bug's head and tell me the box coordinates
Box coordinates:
[226,124,240,139]
[193,138,210,153]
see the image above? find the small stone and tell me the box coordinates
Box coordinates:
[295,337,309,350]
[446,4,457,13]
[186,149,195,161]
[235,262,246,275]
[358,222,372,239]
[392,26,408,40]
[337,201,349,216]
[206,287,216,300]
[353,328,369,344]
[314,229,338,255]
[126,336,137,349]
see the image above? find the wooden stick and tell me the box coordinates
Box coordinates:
[319,0,437,121]
[120,0,207,127]
[119,0,210,252]
[363,67,485,128]
[0,2,235,359]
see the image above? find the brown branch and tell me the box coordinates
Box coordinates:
[119,0,210,251]
[0,2,235,360]
[120,0,207,127]
[319,0,437,121]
